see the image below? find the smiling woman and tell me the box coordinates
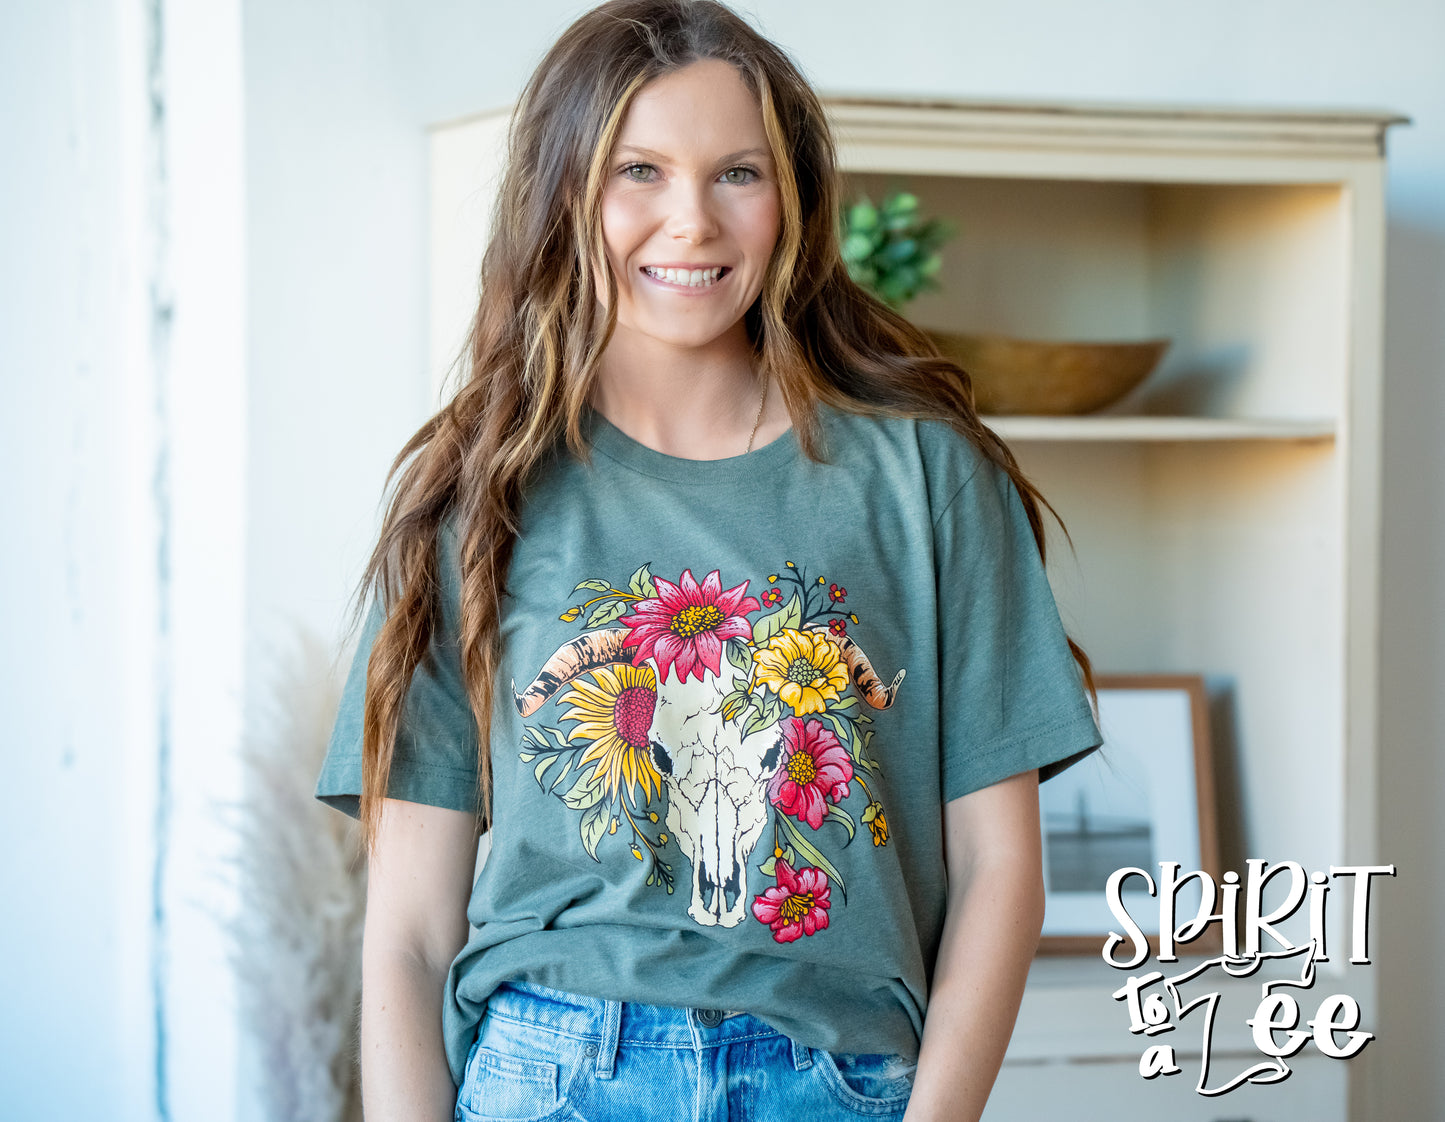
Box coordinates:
[591,57,788,458]
[595,59,781,380]
[311,2,1102,1120]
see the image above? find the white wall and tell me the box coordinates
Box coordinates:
[1,3,146,1116]
[3,1,246,1119]
[5,0,1441,1119]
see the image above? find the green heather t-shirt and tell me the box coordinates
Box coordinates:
[316,403,1101,1089]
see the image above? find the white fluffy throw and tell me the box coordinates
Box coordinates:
[227,629,366,1122]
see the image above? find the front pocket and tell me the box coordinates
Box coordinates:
[813,1049,914,1115]
[458,1026,574,1122]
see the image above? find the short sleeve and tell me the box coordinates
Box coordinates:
[935,457,1102,803]
[314,526,483,820]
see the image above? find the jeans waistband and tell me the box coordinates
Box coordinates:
[481,979,821,1082]
[485,978,777,1047]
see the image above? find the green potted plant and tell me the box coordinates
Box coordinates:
[838,188,1166,414]
[838,190,955,309]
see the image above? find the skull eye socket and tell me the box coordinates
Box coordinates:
[650,739,674,777]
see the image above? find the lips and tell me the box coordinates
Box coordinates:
[640,264,731,289]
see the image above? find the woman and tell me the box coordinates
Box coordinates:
[315,2,1102,1119]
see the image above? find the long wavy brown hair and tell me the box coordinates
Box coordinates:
[351,0,1094,854]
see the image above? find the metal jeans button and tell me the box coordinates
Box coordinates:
[696,1008,723,1027]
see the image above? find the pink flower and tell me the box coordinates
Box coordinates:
[761,587,783,607]
[752,857,831,942]
[828,617,847,637]
[619,568,760,684]
[828,583,847,603]
[767,717,854,828]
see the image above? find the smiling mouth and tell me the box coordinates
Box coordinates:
[641,265,730,288]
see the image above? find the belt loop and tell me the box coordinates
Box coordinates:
[792,1038,814,1071]
[594,997,623,1079]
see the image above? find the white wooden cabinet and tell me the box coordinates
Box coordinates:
[429,94,1406,1121]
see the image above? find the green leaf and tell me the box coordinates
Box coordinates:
[841,231,874,264]
[824,802,857,840]
[726,639,753,673]
[518,751,536,763]
[560,769,606,811]
[580,802,610,861]
[534,754,559,790]
[586,598,630,628]
[764,692,786,725]
[831,694,860,714]
[847,199,879,231]
[572,578,611,593]
[882,191,918,216]
[822,711,859,758]
[547,753,576,793]
[857,727,881,775]
[882,238,917,264]
[751,592,801,644]
[759,854,777,876]
[743,708,774,737]
[721,687,752,722]
[776,814,846,902]
[628,563,656,599]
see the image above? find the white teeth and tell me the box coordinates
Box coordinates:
[644,266,724,287]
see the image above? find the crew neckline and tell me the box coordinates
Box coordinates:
[584,405,803,484]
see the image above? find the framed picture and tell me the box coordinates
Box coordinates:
[1037,674,1220,956]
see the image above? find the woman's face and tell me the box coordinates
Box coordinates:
[597,59,782,357]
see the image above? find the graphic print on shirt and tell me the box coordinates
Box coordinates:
[511,563,906,941]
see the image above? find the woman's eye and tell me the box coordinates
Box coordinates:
[722,166,759,185]
[621,164,656,182]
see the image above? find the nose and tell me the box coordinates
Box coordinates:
[663,180,720,244]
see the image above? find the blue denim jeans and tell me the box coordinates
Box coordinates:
[455,979,916,1121]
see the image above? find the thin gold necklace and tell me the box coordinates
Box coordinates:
[745,376,769,454]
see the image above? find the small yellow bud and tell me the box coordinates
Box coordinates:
[849,614,859,624]
[659,833,668,843]
[768,574,778,582]
[609,818,618,834]
[631,844,643,859]
[649,811,659,822]
[785,560,795,568]
[817,576,825,584]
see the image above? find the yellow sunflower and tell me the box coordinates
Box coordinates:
[558,664,663,806]
[752,628,850,715]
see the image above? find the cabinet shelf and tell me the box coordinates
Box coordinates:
[986,415,1337,442]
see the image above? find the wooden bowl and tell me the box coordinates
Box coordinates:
[926,330,1170,415]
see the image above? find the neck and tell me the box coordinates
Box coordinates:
[590,323,768,459]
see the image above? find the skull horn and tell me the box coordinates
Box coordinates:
[805,624,906,709]
[512,627,638,717]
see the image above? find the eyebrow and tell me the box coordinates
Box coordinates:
[614,144,772,164]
